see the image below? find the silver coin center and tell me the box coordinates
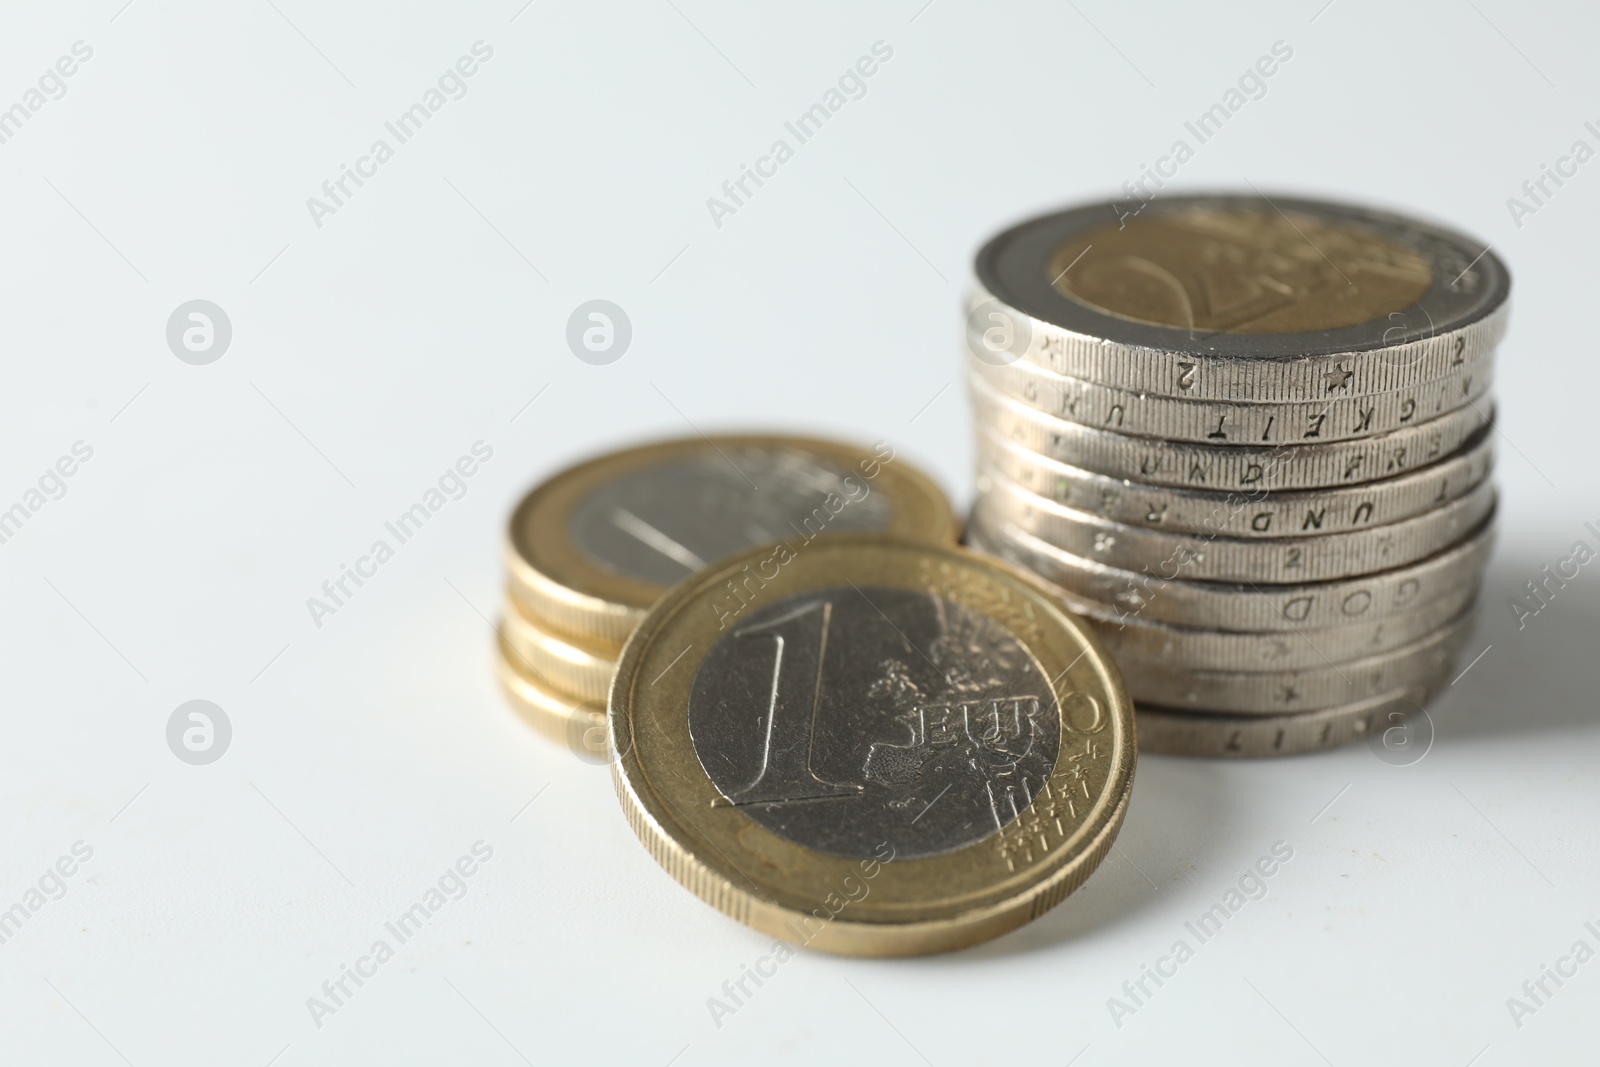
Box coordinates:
[569,449,893,586]
[688,586,1061,861]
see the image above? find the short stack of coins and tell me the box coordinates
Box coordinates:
[496,435,957,758]
[962,193,1509,757]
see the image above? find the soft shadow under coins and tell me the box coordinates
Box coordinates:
[1431,549,1600,744]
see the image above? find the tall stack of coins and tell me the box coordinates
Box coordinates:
[496,435,957,758]
[962,194,1508,757]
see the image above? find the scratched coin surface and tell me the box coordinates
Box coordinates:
[689,588,1062,861]
[1051,205,1435,333]
[609,536,1135,956]
[504,436,956,648]
[568,448,893,586]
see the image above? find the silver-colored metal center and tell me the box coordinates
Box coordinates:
[688,586,1061,860]
[569,449,893,586]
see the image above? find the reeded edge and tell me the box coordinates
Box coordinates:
[504,434,957,648]
[1116,600,1477,714]
[966,508,1498,632]
[965,344,1496,442]
[493,628,605,753]
[973,420,1497,540]
[607,535,1137,957]
[975,464,1498,584]
[503,546,640,651]
[965,283,1507,403]
[1134,675,1449,759]
[1074,581,1480,673]
[501,589,618,701]
[968,371,1495,492]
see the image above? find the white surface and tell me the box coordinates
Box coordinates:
[1,1,1596,1063]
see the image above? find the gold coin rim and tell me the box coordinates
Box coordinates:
[501,591,618,702]
[504,435,957,647]
[493,628,605,752]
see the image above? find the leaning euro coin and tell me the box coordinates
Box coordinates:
[505,436,956,648]
[609,535,1135,956]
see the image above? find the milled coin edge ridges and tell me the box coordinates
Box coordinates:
[503,535,639,651]
[1134,677,1447,758]
[493,632,605,750]
[1080,582,1479,672]
[976,469,1496,585]
[966,513,1497,632]
[965,350,1496,446]
[610,759,754,928]
[1026,782,1131,923]
[973,423,1496,540]
[500,594,618,701]
[968,375,1493,492]
[1114,601,1475,713]
[965,281,1509,403]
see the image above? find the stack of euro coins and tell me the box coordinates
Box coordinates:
[962,194,1509,757]
[496,435,958,758]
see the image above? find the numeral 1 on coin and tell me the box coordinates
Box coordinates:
[727,600,861,806]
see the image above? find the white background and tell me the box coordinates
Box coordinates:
[1,0,1596,1064]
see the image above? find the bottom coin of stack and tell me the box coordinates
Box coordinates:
[494,434,957,758]
[493,607,613,760]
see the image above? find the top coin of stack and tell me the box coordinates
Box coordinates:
[962,193,1509,757]
[495,434,958,757]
